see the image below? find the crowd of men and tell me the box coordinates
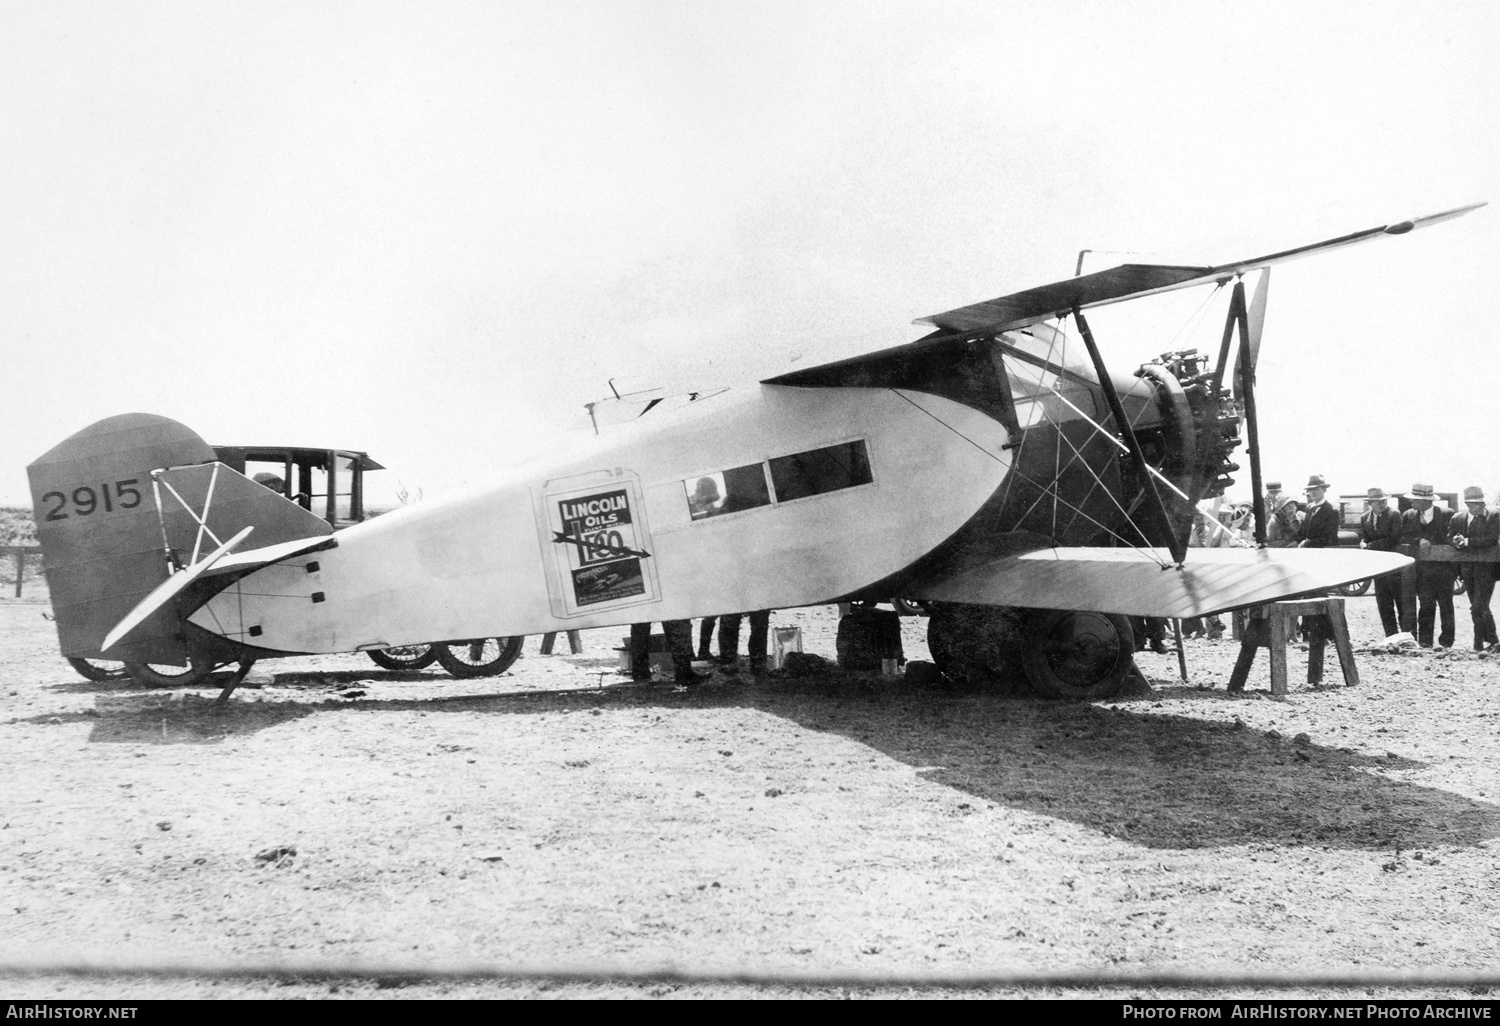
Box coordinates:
[1262,476,1498,651]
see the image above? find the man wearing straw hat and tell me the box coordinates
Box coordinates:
[1401,483,1456,648]
[1358,487,1406,638]
[1448,486,1498,651]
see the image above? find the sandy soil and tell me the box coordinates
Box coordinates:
[4,583,1500,1000]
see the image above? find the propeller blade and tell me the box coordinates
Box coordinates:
[1233,269,1271,401]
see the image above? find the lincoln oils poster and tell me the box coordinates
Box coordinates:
[543,476,658,615]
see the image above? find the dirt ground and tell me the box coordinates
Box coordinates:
[4,581,1500,1000]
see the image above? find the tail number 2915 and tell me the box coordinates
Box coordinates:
[42,479,142,521]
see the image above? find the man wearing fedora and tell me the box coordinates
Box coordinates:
[1358,487,1406,637]
[1296,475,1340,549]
[1448,486,1498,651]
[1401,483,1456,648]
[1296,475,1340,646]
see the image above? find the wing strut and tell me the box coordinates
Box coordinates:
[1071,303,1187,565]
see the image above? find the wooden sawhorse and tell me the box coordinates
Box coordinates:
[538,631,583,655]
[1227,597,1358,695]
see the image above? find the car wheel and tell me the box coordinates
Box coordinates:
[67,657,131,682]
[434,637,524,678]
[366,645,438,670]
[123,655,217,687]
[1336,578,1372,597]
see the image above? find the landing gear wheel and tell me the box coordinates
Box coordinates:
[1336,578,1372,598]
[366,645,438,670]
[123,655,218,688]
[925,603,1027,689]
[1021,610,1135,700]
[434,637,523,678]
[67,658,130,682]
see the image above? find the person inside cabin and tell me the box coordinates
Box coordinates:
[252,472,285,495]
[1448,486,1498,651]
[688,477,723,519]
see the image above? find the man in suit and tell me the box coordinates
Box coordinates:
[1296,475,1340,548]
[1401,482,1456,648]
[1448,486,1498,651]
[1358,486,1405,637]
[1296,474,1340,650]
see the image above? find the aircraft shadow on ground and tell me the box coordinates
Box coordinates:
[36,669,1500,851]
[38,667,438,696]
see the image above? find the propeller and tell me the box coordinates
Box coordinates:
[1232,268,1270,403]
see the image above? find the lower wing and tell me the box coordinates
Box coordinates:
[905,547,1410,618]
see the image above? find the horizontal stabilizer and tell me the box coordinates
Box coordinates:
[200,535,338,578]
[99,532,337,653]
[905,546,1411,619]
[100,527,253,653]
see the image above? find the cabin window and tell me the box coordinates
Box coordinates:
[768,440,872,503]
[685,463,772,520]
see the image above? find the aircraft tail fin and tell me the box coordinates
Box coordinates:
[27,414,334,662]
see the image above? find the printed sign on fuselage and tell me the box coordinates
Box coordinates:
[543,476,659,615]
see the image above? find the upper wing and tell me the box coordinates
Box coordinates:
[761,203,1484,386]
[904,546,1411,618]
[915,202,1486,335]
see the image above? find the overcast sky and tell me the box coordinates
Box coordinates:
[2,0,1495,510]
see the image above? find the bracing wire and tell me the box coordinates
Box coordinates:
[887,389,1169,561]
[1002,325,1171,563]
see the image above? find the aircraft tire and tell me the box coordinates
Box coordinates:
[1336,578,1372,598]
[925,603,1027,690]
[435,637,524,678]
[1020,610,1135,701]
[67,657,131,682]
[123,655,218,688]
[366,644,438,671]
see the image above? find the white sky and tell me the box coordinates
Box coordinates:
[2,0,1495,509]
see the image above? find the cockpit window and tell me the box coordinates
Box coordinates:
[685,463,772,519]
[998,333,1097,428]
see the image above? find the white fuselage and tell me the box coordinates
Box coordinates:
[192,384,1011,654]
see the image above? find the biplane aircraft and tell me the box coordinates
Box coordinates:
[27,203,1484,700]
